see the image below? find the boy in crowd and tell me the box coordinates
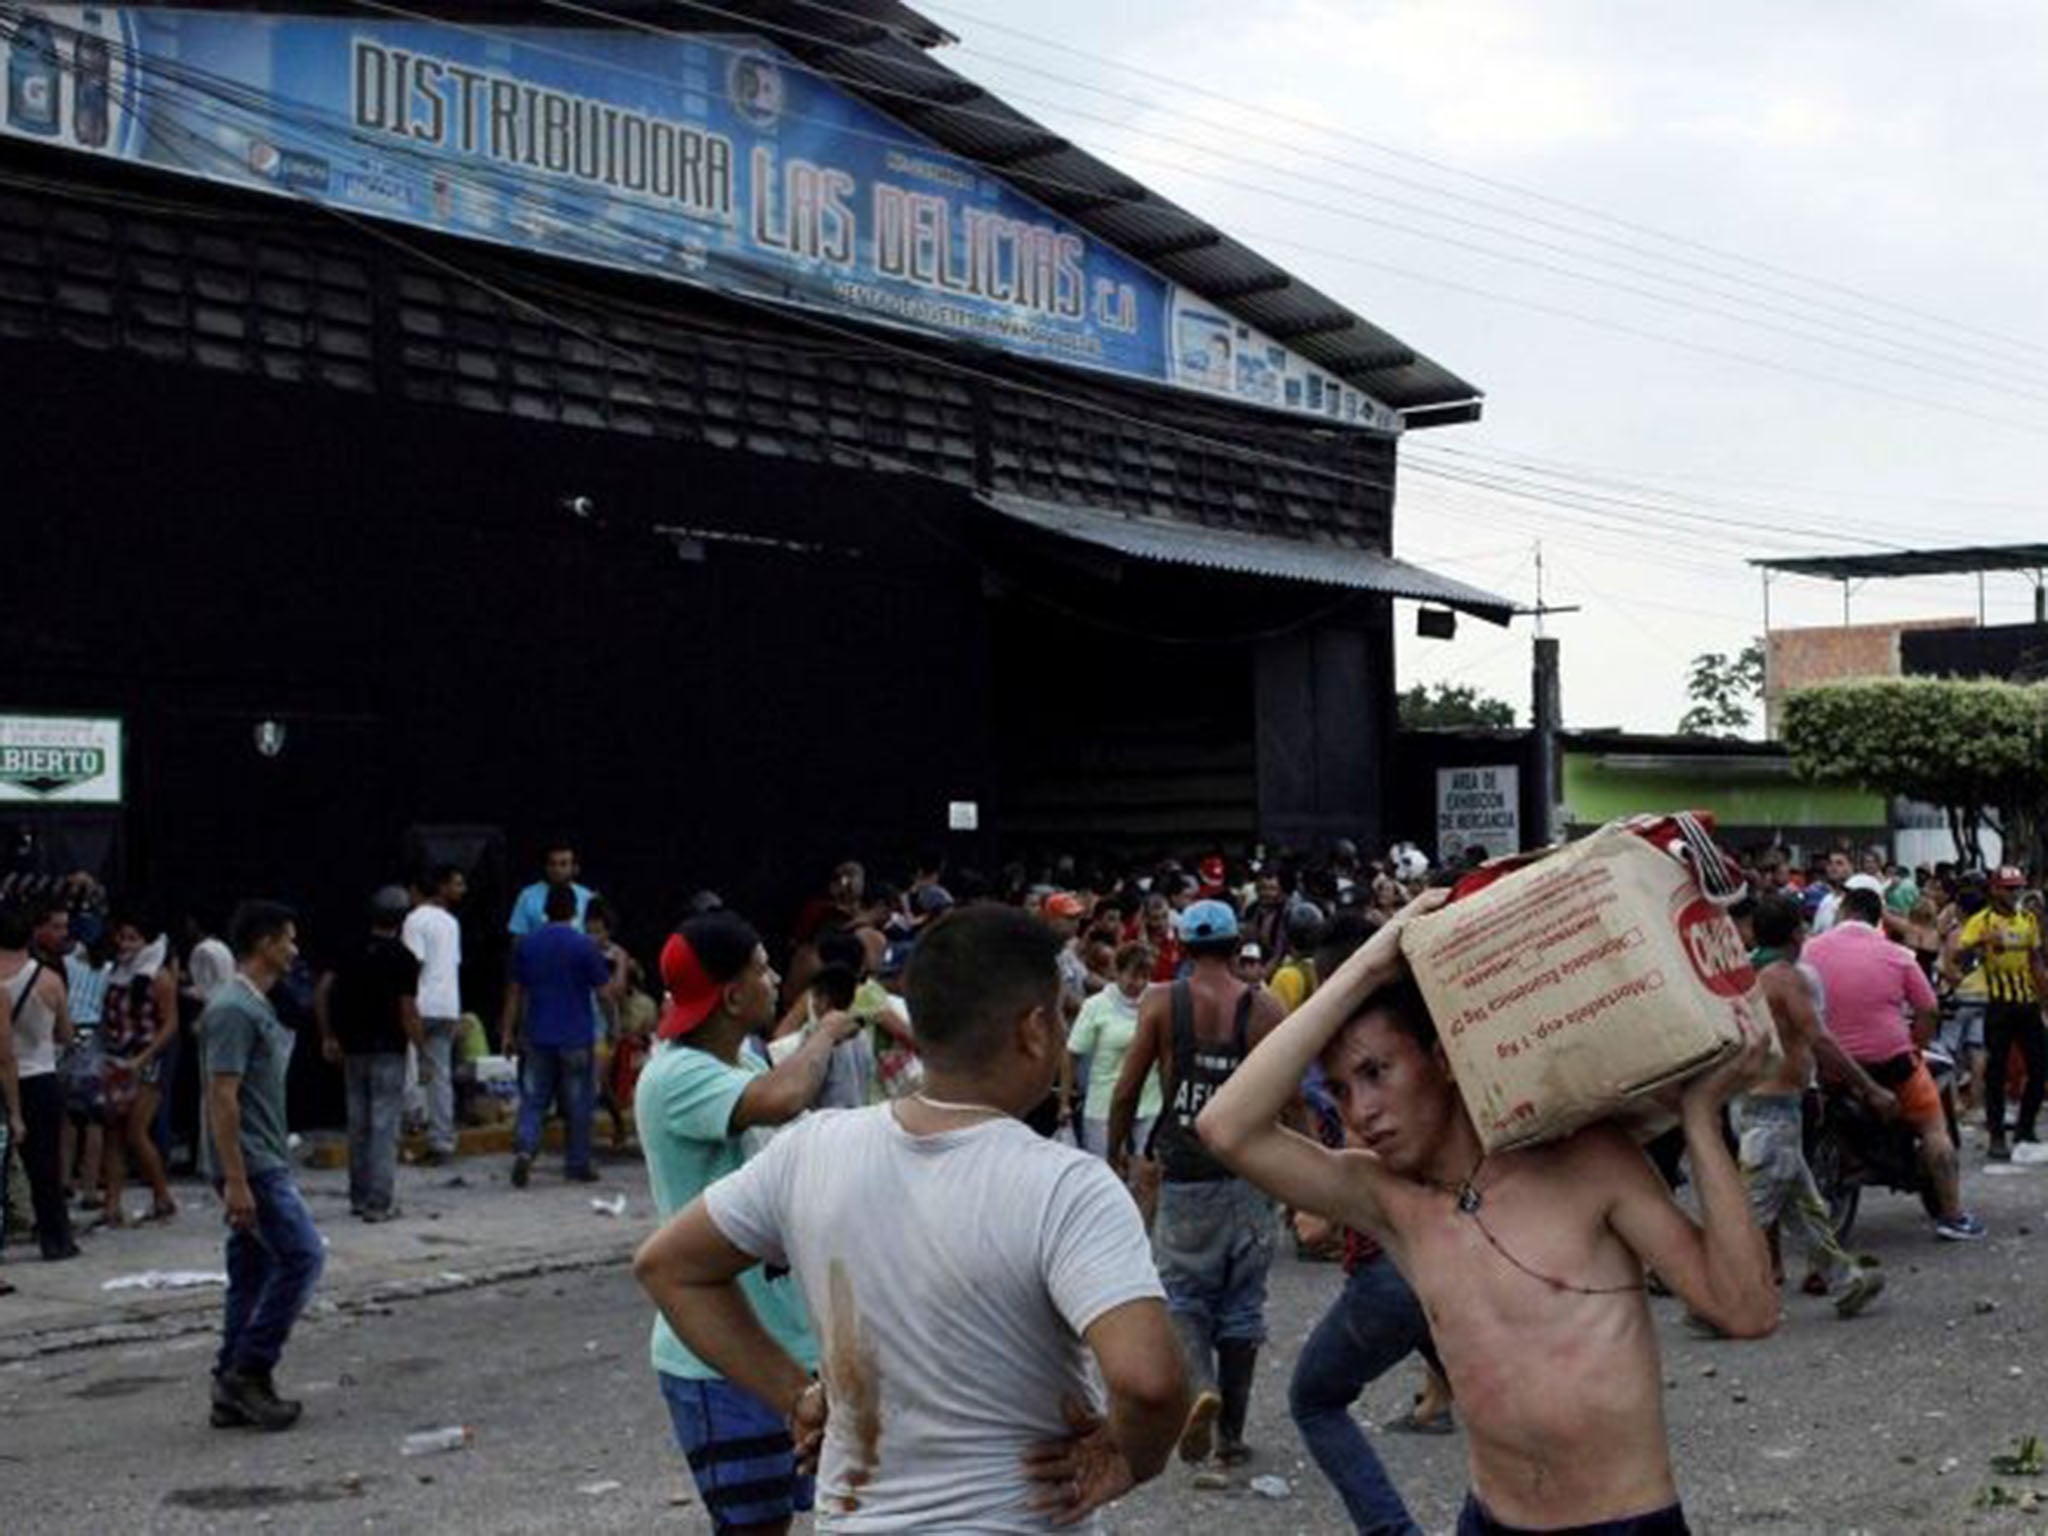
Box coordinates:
[1199,895,1777,1534]
[635,911,860,1534]
[1730,893,1891,1323]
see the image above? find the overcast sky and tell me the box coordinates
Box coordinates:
[919,0,2048,732]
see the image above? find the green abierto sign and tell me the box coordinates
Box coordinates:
[0,716,124,805]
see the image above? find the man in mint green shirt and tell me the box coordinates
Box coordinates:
[635,910,857,1535]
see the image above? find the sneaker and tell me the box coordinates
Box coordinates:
[1833,1267,1886,1319]
[1989,1137,2012,1163]
[510,1154,531,1190]
[1935,1213,1987,1242]
[212,1369,301,1432]
[1178,1389,1222,1464]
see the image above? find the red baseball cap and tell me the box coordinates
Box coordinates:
[659,913,763,1040]
[1992,866,2028,890]
[1199,856,1227,886]
[1043,891,1087,920]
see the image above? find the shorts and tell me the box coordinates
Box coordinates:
[1940,999,1987,1055]
[658,1372,814,1532]
[1865,1053,1944,1132]
[1459,1494,1689,1535]
[1154,1178,1275,1345]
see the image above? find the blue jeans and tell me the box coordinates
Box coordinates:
[420,1018,458,1155]
[344,1053,406,1215]
[1290,1257,1437,1536]
[1154,1178,1274,1388]
[216,1168,325,1378]
[516,1044,594,1174]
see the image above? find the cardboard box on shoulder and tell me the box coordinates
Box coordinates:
[1399,822,1769,1154]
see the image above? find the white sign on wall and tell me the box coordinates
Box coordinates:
[1436,765,1519,862]
[0,715,124,805]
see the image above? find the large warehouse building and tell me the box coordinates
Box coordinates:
[1,0,1499,966]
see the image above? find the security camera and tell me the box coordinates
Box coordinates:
[561,494,597,520]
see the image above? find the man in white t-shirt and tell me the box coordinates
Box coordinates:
[401,866,466,1163]
[635,904,1190,1532]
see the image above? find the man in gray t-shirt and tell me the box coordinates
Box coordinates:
[199,902,324,1434]
[638,905,1190,1532]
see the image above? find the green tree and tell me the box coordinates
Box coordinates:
[1780,677,2048,869]
[1399,682,1517,730]
[1677,638,1766,736]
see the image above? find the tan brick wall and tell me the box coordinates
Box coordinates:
[1763,618,1975,736]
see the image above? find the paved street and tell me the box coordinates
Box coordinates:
[4,1142,2047,1534]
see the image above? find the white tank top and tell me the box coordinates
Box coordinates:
[5,958,58,1078]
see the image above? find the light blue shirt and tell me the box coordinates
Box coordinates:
[65,954,110,1026]
[636,1042,818,1380]
[506,881,594,938]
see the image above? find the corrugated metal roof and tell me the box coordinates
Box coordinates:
[221,2,1481,419]
[1752,544,2048,580]
[635,1,1481,421]
[791,23,1482,420]
[982,493,1513,622]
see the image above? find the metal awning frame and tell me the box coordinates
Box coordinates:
[1751,544,2048,628]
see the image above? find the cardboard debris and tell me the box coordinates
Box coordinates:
[1402,824,1771,1153]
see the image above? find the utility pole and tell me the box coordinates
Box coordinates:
[1518,543,1581,847]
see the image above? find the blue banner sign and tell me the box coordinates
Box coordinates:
[0,5,1397,429]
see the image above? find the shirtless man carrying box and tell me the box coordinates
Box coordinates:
[1198,894,1777,1536]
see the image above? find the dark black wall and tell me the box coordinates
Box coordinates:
[1,146,1413,968]
[6,338,993,975]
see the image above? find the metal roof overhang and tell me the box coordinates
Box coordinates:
[981,493,1514,624]
[609,1,1482,421]
[1751,544,2048,581]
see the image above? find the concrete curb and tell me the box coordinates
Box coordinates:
[0,1238,641,1365]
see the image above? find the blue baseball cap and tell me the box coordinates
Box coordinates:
[1178,899,1240,944]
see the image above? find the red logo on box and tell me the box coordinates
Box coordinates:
[1676,899,1755,998]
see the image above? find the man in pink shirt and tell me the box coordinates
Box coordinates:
[1804,886,1983,1240]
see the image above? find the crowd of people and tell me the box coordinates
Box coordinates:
[0,826,2037,1532]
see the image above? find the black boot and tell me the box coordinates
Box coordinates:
[1171,1313,1220,1463]
[1215,1340,1258,1466]
[212,1368,302,1431]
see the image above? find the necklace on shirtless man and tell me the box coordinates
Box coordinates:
[1420,1154,1488,1214]
[1424,1153,1646,1297]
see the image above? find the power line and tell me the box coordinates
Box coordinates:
[768,0,2048,382]
[625,0,2048,402]
[911,0,2048,366]
[326,0,2048,443]
[61,8,2048,575]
